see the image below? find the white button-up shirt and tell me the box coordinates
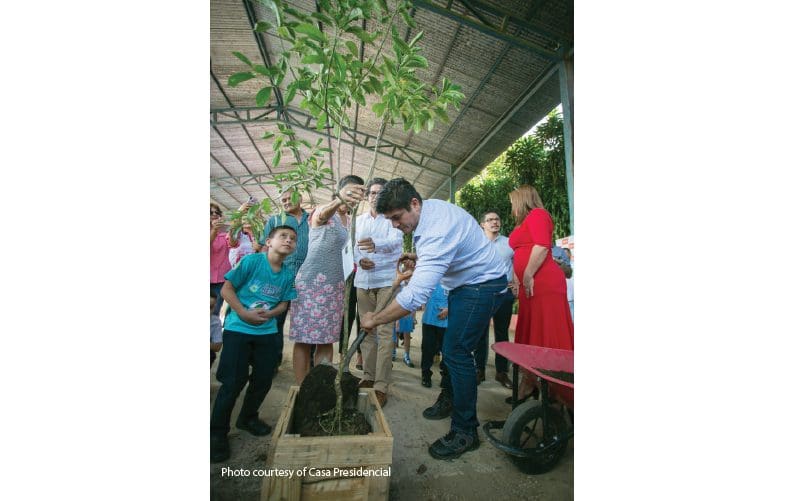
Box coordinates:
[353,211,404,290]
[395,199,507,312]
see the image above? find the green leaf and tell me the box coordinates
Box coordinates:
[285,84,297,103]
[372,102,386,116]
[255,86,272,106]
[291,190,300,205]
[262,131,276,140]
[400,9,416,28]
[254,21,273,33]
[272,150,282,167]
[295,22,326,42]
[346,26,375,44]
[252,64,270,76]
[377,0,389,13]
[259,0,282,27]
[233,51,253,67]
[228,72,255,87]
[301,53,325,64]
[345,40,359,58]
[408,30,423,48]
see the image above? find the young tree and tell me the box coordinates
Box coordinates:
[227,0,464,433]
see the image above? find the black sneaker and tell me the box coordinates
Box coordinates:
[211,434,230,463]
[428,430,480,460]
[421,374,432,388]
[422,392,452,420]
[236,417,272,436]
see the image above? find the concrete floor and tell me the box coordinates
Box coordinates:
[210,322,573,500]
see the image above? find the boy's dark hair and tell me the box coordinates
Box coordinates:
[267,225,297,239]
[366,177,388,194]
[338,175,365,190]
[376,178,422,214]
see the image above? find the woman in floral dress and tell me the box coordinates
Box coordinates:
[290,176,364,384]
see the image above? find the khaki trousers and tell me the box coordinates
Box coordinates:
[356,286,396,394]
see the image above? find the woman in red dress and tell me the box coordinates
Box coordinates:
[508,185,574,400]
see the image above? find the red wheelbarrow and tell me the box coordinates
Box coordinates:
[483,342,574,474]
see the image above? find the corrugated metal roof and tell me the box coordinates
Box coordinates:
[210,0,572,211]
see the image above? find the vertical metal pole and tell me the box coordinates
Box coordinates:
[558,54,574,236]
[449,164,455,203]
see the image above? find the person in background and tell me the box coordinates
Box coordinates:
[289,177,364,384]
[394,311,416,367]
[210,202,232,316]
[227,199,263,268]
[210,225,298,463]
[261,190,310,370]
[211,290,223,367]
[507,185,574,403]
[353,177,404,408]
[420,282,448,388]
[474,211,516,389]
[360,178,508,460]
[564,247,574,319]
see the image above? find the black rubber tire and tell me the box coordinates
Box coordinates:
[501,400,570,474]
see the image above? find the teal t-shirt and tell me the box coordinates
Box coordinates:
[223,253,297,335]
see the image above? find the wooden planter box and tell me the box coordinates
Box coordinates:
[261,386,393,501]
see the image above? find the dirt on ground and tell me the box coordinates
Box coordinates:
[210,324,573,501]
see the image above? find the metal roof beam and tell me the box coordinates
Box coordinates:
[210,106,452,174]
[456,0,572,44]
[411,0,560,60]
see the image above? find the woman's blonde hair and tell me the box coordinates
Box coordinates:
[509,185,545,225]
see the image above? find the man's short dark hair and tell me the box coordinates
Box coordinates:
[338,175,364,190]
[366,177,388,194]
[268,225,297,239]
[481,211,500,223]
[376,178,422,214]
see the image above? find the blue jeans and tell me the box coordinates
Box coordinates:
[441,276,507,434]
[475,289,515,373]
[210,330,280,436]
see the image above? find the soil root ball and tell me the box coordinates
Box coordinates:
[293,364,368,436]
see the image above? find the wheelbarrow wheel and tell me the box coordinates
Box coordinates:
[502,400,569,474]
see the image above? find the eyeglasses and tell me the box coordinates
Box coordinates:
[484,217,500,222]
[211,211,222,217]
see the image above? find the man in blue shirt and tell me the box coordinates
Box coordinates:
[261,190,310,368]
[211,225,297,463]
[360,178,508,460]
[474,211,517,389]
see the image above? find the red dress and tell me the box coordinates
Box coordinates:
[508,208,574,350]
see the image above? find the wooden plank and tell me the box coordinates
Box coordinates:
[272,435,393,466]
[263,386,393,500]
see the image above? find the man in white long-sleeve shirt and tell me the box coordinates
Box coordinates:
[360,178,508,461]
[353,178,404,407]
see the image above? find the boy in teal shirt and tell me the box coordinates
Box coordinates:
[211,225,297,463]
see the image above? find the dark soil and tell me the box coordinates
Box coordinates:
[292,364,371,437]
[535,368,574,384]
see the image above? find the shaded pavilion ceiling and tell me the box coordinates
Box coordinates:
[211,0,573,212]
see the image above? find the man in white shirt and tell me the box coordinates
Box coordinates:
[360,178,508,461]
[475,211,516,389]
[353,178,404,408]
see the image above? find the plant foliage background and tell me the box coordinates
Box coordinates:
[457,111,571,239]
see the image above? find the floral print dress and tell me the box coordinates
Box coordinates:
[289,213,348,344]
